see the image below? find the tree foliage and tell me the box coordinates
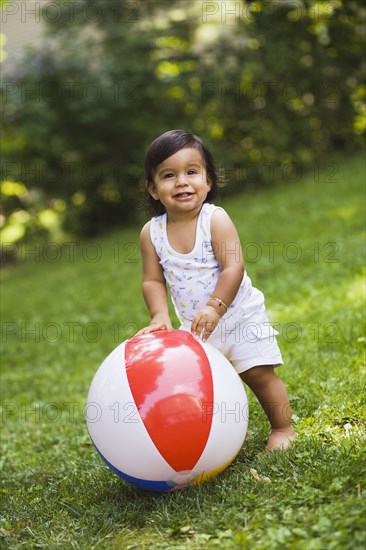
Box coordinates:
[1,0,364,242]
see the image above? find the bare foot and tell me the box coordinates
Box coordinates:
[265,427,295,451]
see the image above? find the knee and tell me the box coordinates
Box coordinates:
[240,365,275,388]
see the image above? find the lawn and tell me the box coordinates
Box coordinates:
[1,154,365,549]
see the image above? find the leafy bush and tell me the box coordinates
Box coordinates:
[1,0,364,242]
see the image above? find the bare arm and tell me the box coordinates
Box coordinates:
[137,222,172,334]
[209,208,245,305]
[191,208,244,340]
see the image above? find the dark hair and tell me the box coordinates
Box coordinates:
[144,129,223,216]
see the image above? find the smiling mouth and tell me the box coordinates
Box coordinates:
[174,192,194,198]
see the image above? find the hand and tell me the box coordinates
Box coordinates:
[135,320,172,336]
[191,306,220,342]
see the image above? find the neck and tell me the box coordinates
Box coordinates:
[166,204,204,225]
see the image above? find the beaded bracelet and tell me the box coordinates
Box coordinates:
[208,295,229,312]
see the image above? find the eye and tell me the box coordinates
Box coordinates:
[163,172,174,179]
[188,169,197,175]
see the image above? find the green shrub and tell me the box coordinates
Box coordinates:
[1,0,364,241]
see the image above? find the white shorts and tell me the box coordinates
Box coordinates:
[180,287,283,375]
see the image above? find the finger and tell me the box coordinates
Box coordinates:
[137,323,166,336]
[192,318,203,338]
[202,321,217,341]
[200,321,214,342]
[190,315,200,336]
[148,323,168,333]
[190,321,196,335]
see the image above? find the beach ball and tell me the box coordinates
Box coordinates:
[86,329,248,492]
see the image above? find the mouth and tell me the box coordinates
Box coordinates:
[174,192,194,199]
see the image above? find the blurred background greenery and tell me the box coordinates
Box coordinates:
[1,0,365,258]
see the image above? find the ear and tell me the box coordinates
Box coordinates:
[145,180,159,200]
[206,175,213,191]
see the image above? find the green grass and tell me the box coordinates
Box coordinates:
[1,154,365,549]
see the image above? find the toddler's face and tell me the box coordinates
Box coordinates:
[147,147,212,214]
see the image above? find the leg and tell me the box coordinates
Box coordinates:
[240,365,295,450]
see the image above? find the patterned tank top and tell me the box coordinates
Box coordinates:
[149,203,251,325]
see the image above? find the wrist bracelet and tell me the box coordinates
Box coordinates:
[208,295,228,312]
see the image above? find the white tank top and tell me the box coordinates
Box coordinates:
[150,203,251,325]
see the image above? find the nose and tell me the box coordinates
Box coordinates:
[176,174,188,186]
